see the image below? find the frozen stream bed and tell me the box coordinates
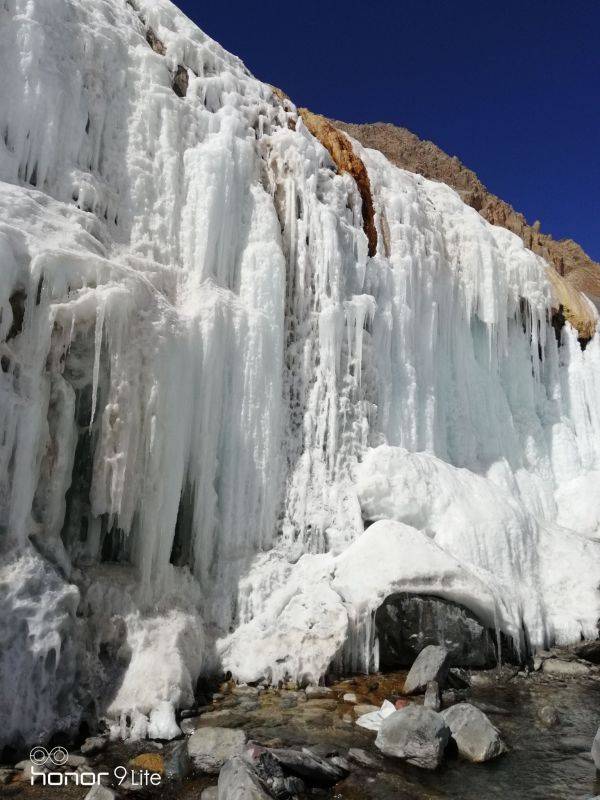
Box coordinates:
[2,663,600,799]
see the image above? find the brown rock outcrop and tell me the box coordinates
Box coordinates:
[298,109,377,257]
[332,120,598,339]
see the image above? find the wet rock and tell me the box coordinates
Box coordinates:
[574,640,600,664]
[269,747,346,785]
[84,787,116,800]
[403,645,450,694]
[538,705,560,727]
[375,706,450,769]
[542,658,590,677]
[448,667,470,689]
[232,684,261,697]
[441,702,506,762]
[424,681,441,711]
[330,756,352,772]
[302,744,339,759]
[592,727,600,769]
[347,748,383,769]
[218,755,272,799]
[284,775,305,794]
[375,593,496,668]
[0,769,15,784]
[164,740,192,780]
[280,695,298,709]
[305,686,333,699]
[187,727,246,773]
[81,736,108,755]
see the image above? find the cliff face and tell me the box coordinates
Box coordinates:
[334,121,599,300]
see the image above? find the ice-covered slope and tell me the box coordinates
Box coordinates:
[0,0,598,748]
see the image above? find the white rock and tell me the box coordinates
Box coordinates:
[187,727,247,773]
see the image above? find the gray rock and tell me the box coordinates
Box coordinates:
[269,747,346,784]
[201,787,218,800]
[538,705,560,727]
[441,702,506,762]
[301,744,339,759]
[592,727,600,769]
[574,640,600,664]
[424,681,441,711]
[375,706,450,769]
[304,686,332,699]
[181,715,203,734]
[375,593,497,668]
[347,748,383,768]
[187,727,246,773]
[330,756,352,772]
[165,740,192,780]
[80,736,107,755]
[217,757,270,799]
[67,753,90,768]
[403,645,450,694]
[448,667,470,689]
[353,703,379,716]
[542,658,590,677]
[284,775,305,794]
[84,787,117,800]
[343,692,358,704]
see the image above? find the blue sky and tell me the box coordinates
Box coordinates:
[177,0,600,261]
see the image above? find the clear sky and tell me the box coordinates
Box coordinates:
[176,0,600,261]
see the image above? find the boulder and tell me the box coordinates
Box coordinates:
[187,727,246,773]
[403,645,450,694]
[424,681,441,711]
[592,727,600,770]
[441,703,506,762]
[573,640,600,664]
[218,757,270,800]
[201,788,218,800]
[375,706,450,770]
[375,593,497,668]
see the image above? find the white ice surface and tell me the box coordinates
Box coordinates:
[0,0,599,748]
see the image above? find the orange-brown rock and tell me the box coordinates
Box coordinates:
[298,109,377,257]
[333,121,599,300]
[129,753,164,774]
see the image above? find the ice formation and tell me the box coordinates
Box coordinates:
[0,0,599,749]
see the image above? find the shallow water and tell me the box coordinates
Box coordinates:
[334,677,600,800]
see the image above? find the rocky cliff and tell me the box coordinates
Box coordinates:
[333,121,600,304]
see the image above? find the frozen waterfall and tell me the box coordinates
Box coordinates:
[0,0,598,748]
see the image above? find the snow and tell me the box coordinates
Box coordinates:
[0,0,599,748]
[356,699,396,732]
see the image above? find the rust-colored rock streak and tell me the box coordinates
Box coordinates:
[299,109,378,257]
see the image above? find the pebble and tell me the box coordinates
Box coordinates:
[343,692,358,704]
[538,705,560,727]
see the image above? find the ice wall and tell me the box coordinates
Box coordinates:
[0,0,598,748]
